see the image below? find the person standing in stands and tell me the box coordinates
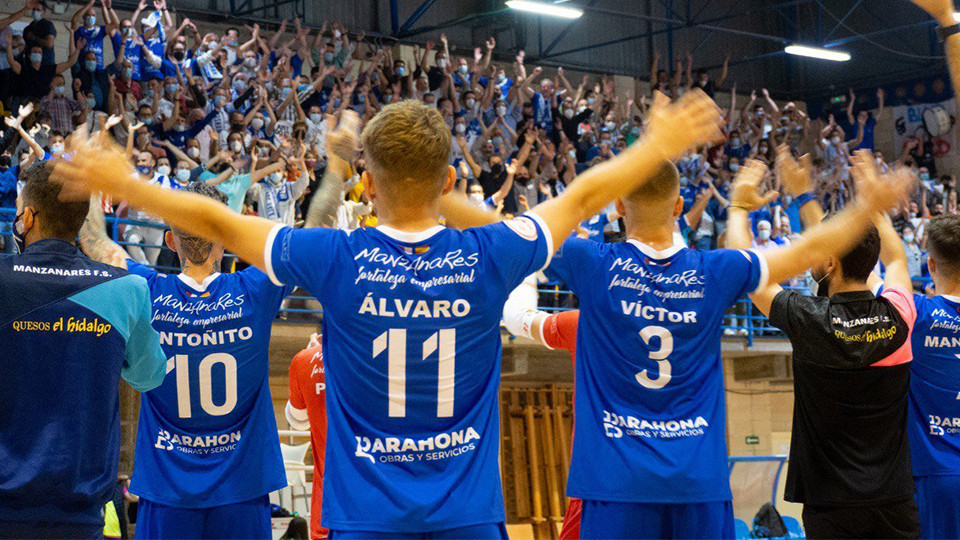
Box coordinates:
[729,151,919,539]
[0,160,167,538]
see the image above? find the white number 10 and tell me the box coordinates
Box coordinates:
[373,329,456,418]
[168,353,238,418]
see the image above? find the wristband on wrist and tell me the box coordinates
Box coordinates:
[938,22,960,42]
[794,191,818,207]
[728,203,751,212]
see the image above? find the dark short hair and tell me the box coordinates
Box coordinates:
[927,214,960,276]
[837,225,880,282]
[20,161,89,241]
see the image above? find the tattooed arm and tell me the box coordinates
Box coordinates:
[79,195,131,268]
[305,111,360,229]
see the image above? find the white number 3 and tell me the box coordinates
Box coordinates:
[635,326,673,389]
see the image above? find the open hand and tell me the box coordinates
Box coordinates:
[730,159,778,211]
[643,89,724,160]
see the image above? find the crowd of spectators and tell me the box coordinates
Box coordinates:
[0,0,956,291]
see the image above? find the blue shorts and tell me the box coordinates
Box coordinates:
[915,475,960,539]
[134,494,271,539]
[329,522,507,539]
[580,500,734,539]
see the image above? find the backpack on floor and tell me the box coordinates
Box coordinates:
[752,503,788,538]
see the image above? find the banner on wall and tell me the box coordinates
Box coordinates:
[892,99,957,157]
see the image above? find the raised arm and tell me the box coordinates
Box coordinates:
[529,90,724,250]
[913,0,960,110]
[79,193,130,268]
[305,112,359,228]
[729,154,914,315]
[57,131,277,271]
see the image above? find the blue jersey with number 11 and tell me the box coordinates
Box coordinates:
[265,216,550,532]
[127,263,292,508]
[548,239,766,503]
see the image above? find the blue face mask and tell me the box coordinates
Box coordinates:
[730,163,740,172]
[122,67,132,78]
[492,136,503,146]
[333,99,341,108]
[142,117,153,126]
[165,83,178,94]
[324,52,334,63]
[298,84,310,93]
[85,15,96,27]
[459,65,468,74]
[136,165,152,176]
[497,74,506,83]
[920,173,930,181]
[357,94,365,103]
[29,52,42,64]
[85,60,97,72]
[395,66,405,77]
[280,88,292,99]
[87,97,96,108]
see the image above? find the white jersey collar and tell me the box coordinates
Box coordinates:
[375,225,445,243]
[177,272,221,293]
[626,237,685,260]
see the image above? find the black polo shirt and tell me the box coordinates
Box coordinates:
[769,287,917,507]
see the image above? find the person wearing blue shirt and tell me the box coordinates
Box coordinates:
[0,161,166,538]
[725,129,751,160]
[904,214,960,539]
[58,93,729,537]
[547,158,908,539]
[72,1,110,70]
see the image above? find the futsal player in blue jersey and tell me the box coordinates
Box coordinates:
[57,91,725,537]
[544,155,910,538]
[74,118,357,538]
[903,214,960,539]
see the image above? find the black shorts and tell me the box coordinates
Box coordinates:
[802,498,920,539]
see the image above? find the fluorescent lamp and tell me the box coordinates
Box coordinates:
[506,1,583,19]
[784,45,851,62]
[953,12,960,22]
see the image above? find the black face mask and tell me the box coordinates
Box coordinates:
[172,50,185,61]
[490,164,503,176]
[0,155,11,168]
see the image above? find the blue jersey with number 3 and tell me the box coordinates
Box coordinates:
[908,294,960,476]
[548,239,766,503]
[265,217,550,532]
[127,262,291,507]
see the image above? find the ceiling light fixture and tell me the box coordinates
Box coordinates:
[784,44,851,62]
[506,1,583,19]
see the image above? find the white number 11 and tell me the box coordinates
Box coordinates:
[373,329,456,418]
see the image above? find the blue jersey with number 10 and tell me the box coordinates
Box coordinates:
[127,263,292,508]
[265,217,550,532]
[908,294,960,476]
[548,239,766,503]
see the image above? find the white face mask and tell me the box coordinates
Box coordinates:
[903,234,915,244]
[496,106,507,116]
[310,113,322,124]
[176,169,191,183]
[437,59,447,69]
[564,108,574,119]
[156,165,171,176]
[51,142,65,155]
[831,137,841,145]
[251,118,264,130]
[187,147,200,158]
[465,98,476,109]
[231,141,243,153]
[469,192,484,205]
[758,229,771,240]
[455,124,466,134]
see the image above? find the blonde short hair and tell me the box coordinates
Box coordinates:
[626,161,680,203]
[360,100,451,201]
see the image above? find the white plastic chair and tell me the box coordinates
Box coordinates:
[279,442,311,516]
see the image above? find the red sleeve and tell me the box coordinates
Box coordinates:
[288,349,308,410]
[541,310,579,354]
